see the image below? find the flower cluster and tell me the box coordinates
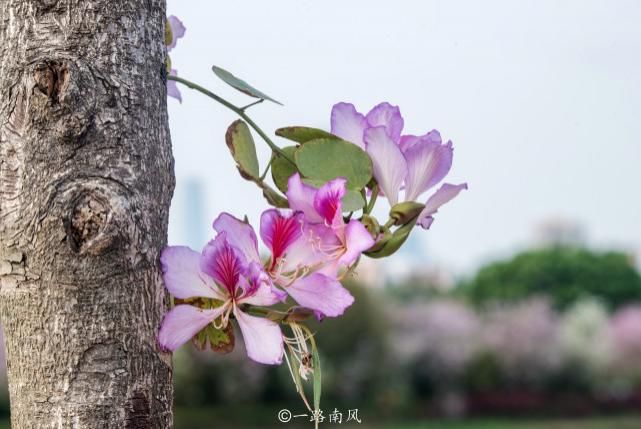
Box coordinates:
[331,102,467,228]
[161,14,467,416]
[158,175,374,364]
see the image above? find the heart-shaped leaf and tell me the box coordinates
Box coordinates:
[226,120,260,181]
[294,138,372,190]
[212,65,282,105]
[271,146,299,193]
[275,126,337,144]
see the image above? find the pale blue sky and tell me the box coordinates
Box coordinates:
[166,0,641,274]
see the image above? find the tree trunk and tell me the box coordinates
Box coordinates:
[0,0,174,427]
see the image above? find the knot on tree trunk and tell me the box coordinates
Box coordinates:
[62,183,131,256]
[34,61,69,105]
[30,60,96,144]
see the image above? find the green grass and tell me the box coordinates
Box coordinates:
[175,409,641,429]
[2,415,639,428]
[388,416,641,429]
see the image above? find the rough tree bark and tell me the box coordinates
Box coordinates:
[0,0,175,427]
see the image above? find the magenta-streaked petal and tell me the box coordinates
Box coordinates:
[286,173,323,223]
[339,220,376,266]
[234,309,284,365]
[200,233,244,295]
[404,138,453,202]
[277,223,334,278]
[160,246,223,300]
[238,262,282,306]
[365,102,404,142]
[417,183,468,229]
[330,102,367,148]
[364,126,407,205]
[286,273,355,318]
[167,15,186,50]
[260,209,303,262]
[213,212,260,263]
[167,69,182,103]
[314,177,347,227]
[158,304,224,351]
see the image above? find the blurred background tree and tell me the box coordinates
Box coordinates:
[458,247,641,310]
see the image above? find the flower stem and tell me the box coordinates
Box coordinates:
[364,184,379,214]
[168,75,295,165]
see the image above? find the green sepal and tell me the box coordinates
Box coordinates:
[165,20,173,46]
[389,201,425,226]
[364,217,419,258]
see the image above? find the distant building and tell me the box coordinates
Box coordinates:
[173,177,208,250]
[533,217,586,247]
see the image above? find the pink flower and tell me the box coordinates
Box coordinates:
[166,15,185,103]
[157,235,284,365]
[213,210,359,318]
[330,102,467,229]
[167,16,186,51]
[286,173,376,274]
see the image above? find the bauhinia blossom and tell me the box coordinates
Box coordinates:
[330,102,467,229]
[158,197,375,363]
[213,202,370,318]
[286,174,376,274]
[158,234,284,364]
[166,15,185,102]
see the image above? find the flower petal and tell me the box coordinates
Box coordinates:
[160,246,223,300]
[167,69,182,103]
[364,126,407,205]
[277,222,334,278]
[313,177,347,227]
[286,273,355,318]
[404,137,453,202]
[286,173,323,223]
[399,129,441,153]
[200,233,245,295]
[167,15,186,50]
[260,209,303,262]
[366,102,404,142]
[234,309,284,365]
[158,304,224,351]
[339,220,376,266]
[213,212,261,264]
[238,262,283,306]
[330,102,368,148]
[417,183,468,229]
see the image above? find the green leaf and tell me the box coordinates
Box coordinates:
[207,323,235,354]
[271,146,299,193]
[262,187,289,209]
[191,322,234,354]
[275,126,337,144]
[303,179,365,212]
[225,120,260,180]
[310,335,322,416]
[294,138,373,190]
[212,65,282,105]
